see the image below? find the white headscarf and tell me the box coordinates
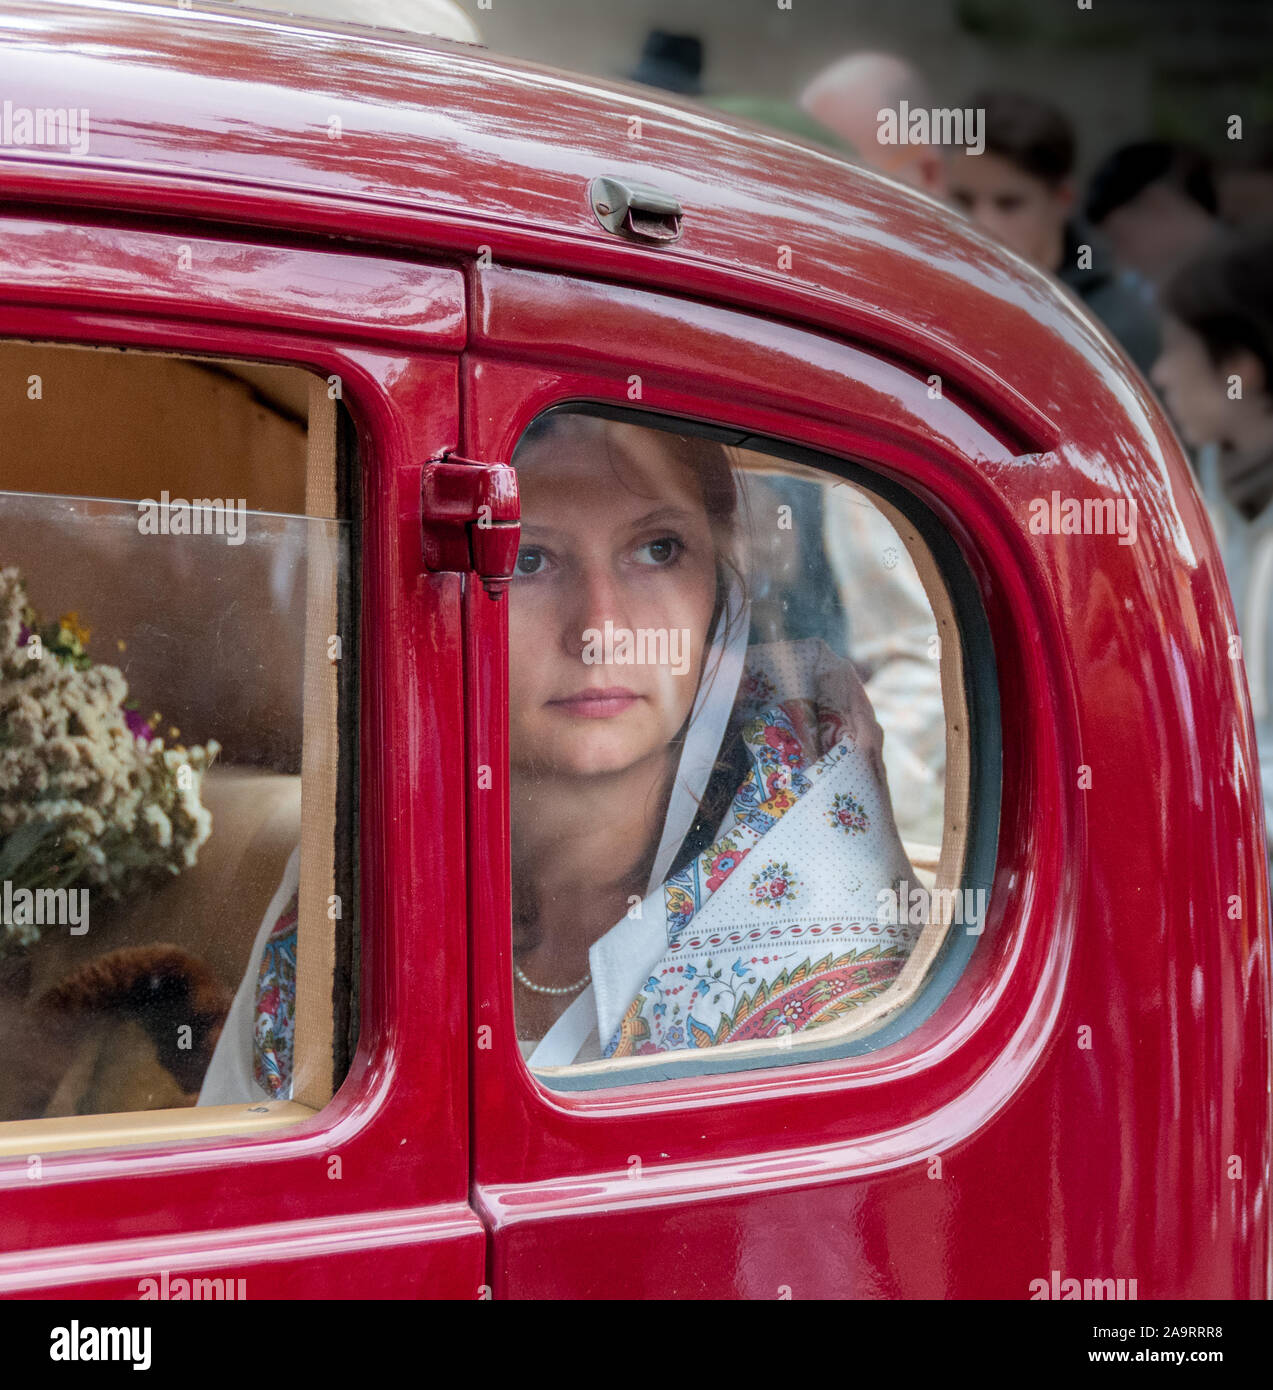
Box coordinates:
[645,573,751,891]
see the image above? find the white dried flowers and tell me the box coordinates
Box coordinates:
[0,567,218,954]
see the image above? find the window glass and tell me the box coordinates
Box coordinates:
[508,409,975,1079]
[0,343,357,1129]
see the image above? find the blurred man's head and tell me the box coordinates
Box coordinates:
[948,89,1074,273]
[1086,141,1219,284]
[1151,229,1273,466]
[800,52,947,197]
[1217,125,1273,230]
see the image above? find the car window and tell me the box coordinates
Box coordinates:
[0,341,357,1139]
[507,407,990,1082]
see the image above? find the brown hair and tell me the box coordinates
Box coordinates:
[968,88,1075,187]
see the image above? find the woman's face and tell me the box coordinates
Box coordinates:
[509,419,721,779]
[1151,314,1233,448]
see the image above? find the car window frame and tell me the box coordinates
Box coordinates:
[509,400,1001,1089]
[461,262,1036,1151]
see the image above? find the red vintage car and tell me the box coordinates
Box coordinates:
[0,0,1267,1303]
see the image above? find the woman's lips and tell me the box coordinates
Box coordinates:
[548,687,641,718]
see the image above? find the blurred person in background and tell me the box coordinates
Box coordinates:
[950,89,1160,374]
[1085,140,1221,287]
[1150,229,1273,868]
[1217,125,1273,230]
[800,52,947,198]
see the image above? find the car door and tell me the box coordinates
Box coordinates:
[0,213,485,1298]
[461,263,1269,1299]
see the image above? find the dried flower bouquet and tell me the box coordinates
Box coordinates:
[0,567,218,954]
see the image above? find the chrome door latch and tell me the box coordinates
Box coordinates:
[421,451,520,599]
[589,177,684,243]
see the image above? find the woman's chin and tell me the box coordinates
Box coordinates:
[520,729,662,779]
[562,746,655,778]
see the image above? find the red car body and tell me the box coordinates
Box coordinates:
[0,0,1268,1300]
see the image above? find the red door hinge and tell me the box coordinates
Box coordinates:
[420,452,520,599]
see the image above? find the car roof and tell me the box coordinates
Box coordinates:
[1,0,1164,454]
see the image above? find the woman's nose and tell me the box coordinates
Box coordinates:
[562,562,630,658]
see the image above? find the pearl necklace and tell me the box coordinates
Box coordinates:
[514,964,591,996]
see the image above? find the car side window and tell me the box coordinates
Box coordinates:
[507,407,987,1081]
[0,341,358,1137]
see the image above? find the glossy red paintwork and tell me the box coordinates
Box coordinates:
[0,0,1268,1300]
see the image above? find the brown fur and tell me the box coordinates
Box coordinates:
[0,946,231,1118]
[38,945,232,1096]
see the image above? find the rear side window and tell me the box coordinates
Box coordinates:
[0,342,358,1140]
[507,407,996,1083]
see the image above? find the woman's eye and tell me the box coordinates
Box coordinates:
[515,548,548,576]
[633,536,682,567]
